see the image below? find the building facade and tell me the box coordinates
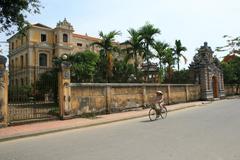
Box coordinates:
[7,19,102,86]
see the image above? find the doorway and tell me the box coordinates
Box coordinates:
[212,76,218,98]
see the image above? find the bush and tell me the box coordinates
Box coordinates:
[165,69,191,84]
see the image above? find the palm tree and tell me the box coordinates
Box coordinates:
[122,28,144,80]
[139,23,161,81]
[173,40,187,71]
[92,30,121,82]
[163,48,176,82]
[153,41,169,71]
[153,41,169,82]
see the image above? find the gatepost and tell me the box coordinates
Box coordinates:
[58,57,72,119]
[0,55,8,127]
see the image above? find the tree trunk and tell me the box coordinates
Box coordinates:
[159,58,163,82]
[107,53,113,83]
[146,44,150,82]
[177,58,180,71]
[134,53,139,81]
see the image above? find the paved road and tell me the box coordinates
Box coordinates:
[0,99,239,160]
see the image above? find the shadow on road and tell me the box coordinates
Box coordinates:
[140,119,163,123]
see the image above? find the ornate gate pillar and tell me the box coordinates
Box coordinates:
[189,42,225,100]
[58,57,72,119]
[0,55,8,127]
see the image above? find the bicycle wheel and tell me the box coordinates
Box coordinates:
[160,106,167,119]
[148,108,157,121]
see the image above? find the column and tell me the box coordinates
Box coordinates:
[142,85,147,106]
[106,85,111,114]
[185,85,189,102]
[58,60,72,119]
[0,55,8,127]
[167,85,171,105]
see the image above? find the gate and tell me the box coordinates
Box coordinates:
[8,66,59,124]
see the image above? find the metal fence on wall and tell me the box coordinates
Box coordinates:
[8,66,59,124]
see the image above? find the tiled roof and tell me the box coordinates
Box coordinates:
[32,23,52,29]
[73,34,120,45]
[223,54,238,62]
[73,34,100,42]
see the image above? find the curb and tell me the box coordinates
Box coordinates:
[0,102,207,142]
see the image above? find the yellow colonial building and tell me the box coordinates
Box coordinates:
[7,19,102,86]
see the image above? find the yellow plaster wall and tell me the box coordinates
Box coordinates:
[30,29,54,44]
[225,85,240,95]
[71,84,201,116]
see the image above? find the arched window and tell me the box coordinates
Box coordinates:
[63,33,68,42]
[39,53,47,66]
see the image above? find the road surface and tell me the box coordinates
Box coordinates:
[0,99,239,160]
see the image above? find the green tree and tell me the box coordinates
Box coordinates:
[92,30,121,82]
[173,40,187,71]
[216,35,240,55]
[36,69,58,102]
[68,50,99,82]
[122,28,143,80]
[216,35,240,93]
[94,50,108,82]
[221,57,240,93]
[53,51,99,83]
[163,48,176,83]
[139,23,160,81]
[0,0,41,34]
[153,41,169,70]
[171,69,191,84]
[112,59,135,83]
[153,41,169,82]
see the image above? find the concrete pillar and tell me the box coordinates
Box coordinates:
[221,73,225,97]
[142,85,147,106]
[185,85,189,102]
[200,67,213,100]
[167,85,171,105]
[106,85,111,114]
[0,55,8,127]
[58,60,72,119]
[221,73,224,91]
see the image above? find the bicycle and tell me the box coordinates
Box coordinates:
[147,103,168,121]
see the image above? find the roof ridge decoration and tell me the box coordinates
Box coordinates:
[56,18,74,31]
[190,42,216,66]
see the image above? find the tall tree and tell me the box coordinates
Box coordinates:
[0,0,41,34]
[173,40,187,71]
[153,41,169,82]
[112,59,134,83]
[221,57,240,94]
[68,51,99,82]
[92,30,121,82]
[163,48,176,82]
[53,51,99,83]
[139,23,160,81]
[122,28,143,80]
[153,41,169,71]
[216,35,240,55]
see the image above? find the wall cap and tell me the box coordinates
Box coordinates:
[70,83,200,87]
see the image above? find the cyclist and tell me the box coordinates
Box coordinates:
[155,91,164,110]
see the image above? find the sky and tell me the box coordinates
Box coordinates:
[1,0,240,68]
